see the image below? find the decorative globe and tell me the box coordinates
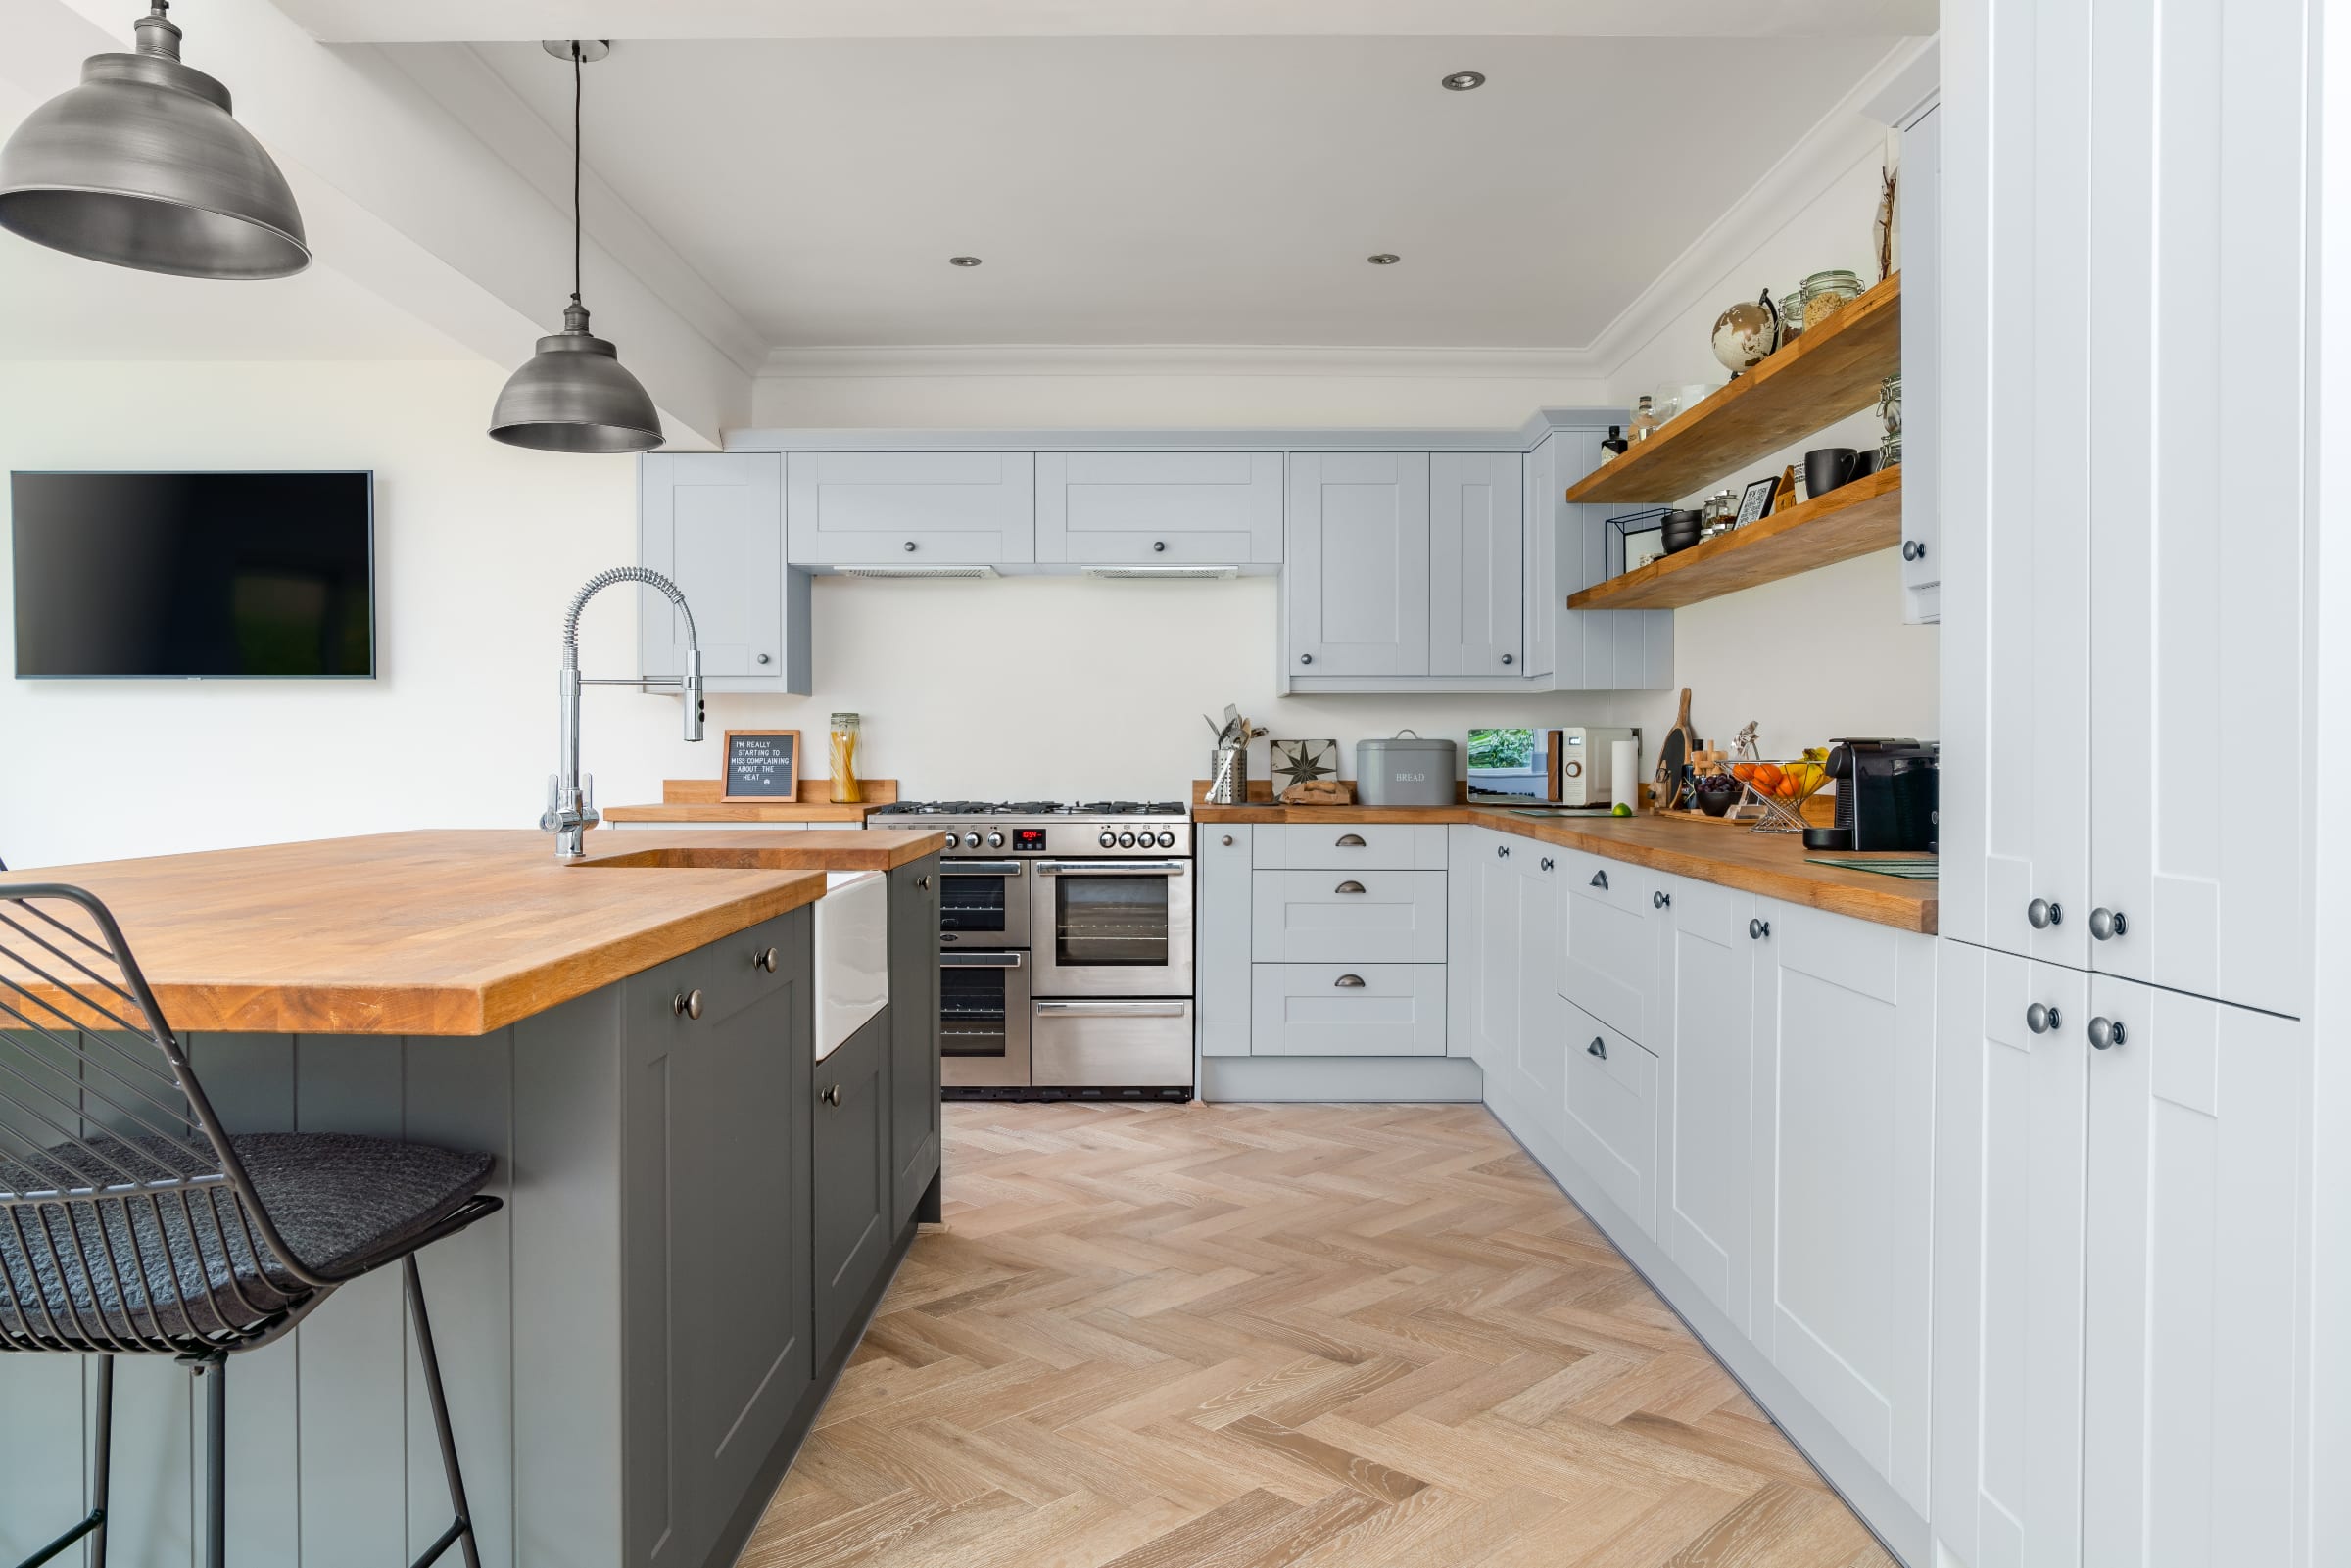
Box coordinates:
[1711,292,1782,374]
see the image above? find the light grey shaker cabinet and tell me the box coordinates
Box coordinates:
[1035,451,1282,565]
[1427,452,1524,676]
[639,452,812,693]
[1197,826,1254,1058]
[1284,451,1430,677]
[786,451,1036,567]
[1896,100,1941,624]
[1527,430,1673,691]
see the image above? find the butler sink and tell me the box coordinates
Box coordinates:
[813,871,888,1061]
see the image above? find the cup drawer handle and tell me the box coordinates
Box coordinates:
[1334,974,1367,988]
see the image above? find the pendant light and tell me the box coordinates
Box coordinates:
[0,3,309,279]
[489,40,663,454]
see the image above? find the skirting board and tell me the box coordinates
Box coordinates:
[1200,1055,1484,1102]
[1480,1088,1928,1567]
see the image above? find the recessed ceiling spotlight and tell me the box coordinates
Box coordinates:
[1367,253,1401,265]
[1441,71,1487,91]
[948,255,984,266]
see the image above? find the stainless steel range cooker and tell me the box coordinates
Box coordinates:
[870,800,1193,1100]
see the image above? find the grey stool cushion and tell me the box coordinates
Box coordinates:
[0,1132,493,1349]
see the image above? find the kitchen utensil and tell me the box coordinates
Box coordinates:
[1804,447,1857,498]
[1356,731,1456,807]
[1208,744,1248,805]
[1653,688,1695,806]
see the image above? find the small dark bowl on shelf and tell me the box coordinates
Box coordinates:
[1694,774,1743,817]
[1660,508,1704,553]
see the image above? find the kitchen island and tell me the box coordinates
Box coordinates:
[0,828,945,1568]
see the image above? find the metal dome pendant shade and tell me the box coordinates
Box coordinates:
[490,40,663,453]
[0,4,309,279]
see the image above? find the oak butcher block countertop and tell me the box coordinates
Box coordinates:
[1193,801,1935,934]
[0,828,946,1037]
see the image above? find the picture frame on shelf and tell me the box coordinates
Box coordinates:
[1735,475,1779,526]
[1269,738,1339,795]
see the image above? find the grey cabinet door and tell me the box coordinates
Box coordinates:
[1196,825,1252,1057]
[1427,452,1524,676]
[1035,451,1283,564]
[640,452,809,689]
[621,913,812,1568]
[814,1010,892,1359]
[888,857,941,1230]
[787,451,1036,566]
[1285,451,1430,676]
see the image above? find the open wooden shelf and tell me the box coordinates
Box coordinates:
[1567,272,1901,506]
[1566,465,1902,611]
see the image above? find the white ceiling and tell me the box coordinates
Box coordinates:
[453,32,1912,352]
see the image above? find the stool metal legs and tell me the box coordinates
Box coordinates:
[405,1255,481,1568]
[12,1356,112,1568]
[202,1361,225,1568]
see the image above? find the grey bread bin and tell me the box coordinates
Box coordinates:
[1356,731,1457,807]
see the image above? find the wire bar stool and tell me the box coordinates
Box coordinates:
[0,884,502,1568]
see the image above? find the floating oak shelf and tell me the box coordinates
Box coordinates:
[1567,272,1901,506]
[1567,466,1902,611]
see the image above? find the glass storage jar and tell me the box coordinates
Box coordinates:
[1799,269,1863,333]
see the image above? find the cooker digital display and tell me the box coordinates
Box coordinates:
[1013,828,1048,851]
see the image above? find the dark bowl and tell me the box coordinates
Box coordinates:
[1660,508,1704,554]
[1694,774,1742,817]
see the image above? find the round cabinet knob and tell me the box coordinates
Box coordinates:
[1502,653,1515,666]
[2027,897,2063,930]
[903,540,918,552]
[2026,1001,2061,1034]
[1902,539,1927,562]
[2088,907,2128,940]
[1153,540,1168,553]
[756,652,772,665]
[1497,844,1510,859]
[1101,831,1118,848]
[1221,834,1234,846]
[1157,831,1176,848]
[1587,1037,1607,1060]
[673,988,703,1020]
[1118,832,1136,847]
[1653,890,1671,909]
[822,1083,843,1107]
[1749,918,1770,940]
[755,946,780,974]
[916,876,930,890]
[1300,653,1314,665]
[987,831,1005,848]
[2087,1016,2126,1051]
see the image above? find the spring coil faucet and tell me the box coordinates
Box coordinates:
[545,567,704,860]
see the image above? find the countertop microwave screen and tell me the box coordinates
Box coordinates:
[11,471,375,678]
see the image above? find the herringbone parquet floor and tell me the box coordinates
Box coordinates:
[744,1100,1897,1568]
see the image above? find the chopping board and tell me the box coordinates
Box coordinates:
[1654,688,1696,805]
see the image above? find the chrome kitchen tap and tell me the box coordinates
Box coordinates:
[545,567,704,860]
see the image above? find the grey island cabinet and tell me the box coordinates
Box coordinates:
[0,829,944,1568]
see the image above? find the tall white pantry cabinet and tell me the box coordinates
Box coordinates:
[1935,1,2334,1565]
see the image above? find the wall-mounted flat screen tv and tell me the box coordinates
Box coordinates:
[11,471,374,678]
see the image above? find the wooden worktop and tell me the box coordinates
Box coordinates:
[0,828,947,1038]
[1193,800,1935,933]
[604,777,899,824]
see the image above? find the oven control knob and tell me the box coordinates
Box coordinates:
[962,831,984,848]
[986,831,1005,848]
[1099,830,1117,848]
[1118,831,1137,848]
[1156,831,1176,848]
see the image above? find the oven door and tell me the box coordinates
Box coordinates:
[1028,858,1193,997]
[937,859,1029,950]
[1031,999,1193,1090]
[938,950,1031,1088]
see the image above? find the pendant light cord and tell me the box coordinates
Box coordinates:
[570,40,583,309]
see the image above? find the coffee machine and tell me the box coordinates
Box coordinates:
[1805,738,1939,853]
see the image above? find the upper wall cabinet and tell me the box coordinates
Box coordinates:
[1428,453,1524,676]
[640,453,811,693]
[1527,431,1672,691]
[1034,451,1282,567]
[1284,451,1433,679]
[785,451,1035,568]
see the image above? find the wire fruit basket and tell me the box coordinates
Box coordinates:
[1726,753,1830,834]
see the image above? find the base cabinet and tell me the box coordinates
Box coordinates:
[813,1012,892,1360]
[1559,996,1656,1233]
[1654,874,1757,1335]
[888,859,942,1229]
[1934,943,2312,1568]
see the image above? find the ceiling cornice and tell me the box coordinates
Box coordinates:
[758,342,1611,381]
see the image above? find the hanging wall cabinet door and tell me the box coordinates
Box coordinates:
[786,451,1035,567]
[639,452,811,693]
[1284,451,1431,677]
[1035,451,1282,565]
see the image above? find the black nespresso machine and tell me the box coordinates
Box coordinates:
[1803,738,1940,853]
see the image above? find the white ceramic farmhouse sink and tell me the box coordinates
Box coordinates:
[813,870,888,1061]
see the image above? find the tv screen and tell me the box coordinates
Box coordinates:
[11,471,374,678]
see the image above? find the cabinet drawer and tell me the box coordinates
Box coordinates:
[1250,964,1446,1056]
[1253,823,1448,871]
[1560,851,1654,1042]
[1251,870,1447,964]
[1560,997,1658,1235]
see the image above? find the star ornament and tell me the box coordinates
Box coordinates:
[1271,739,1339,791]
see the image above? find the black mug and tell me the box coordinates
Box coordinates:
[1848,450,1882,481]
[1804,447,1858,498]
